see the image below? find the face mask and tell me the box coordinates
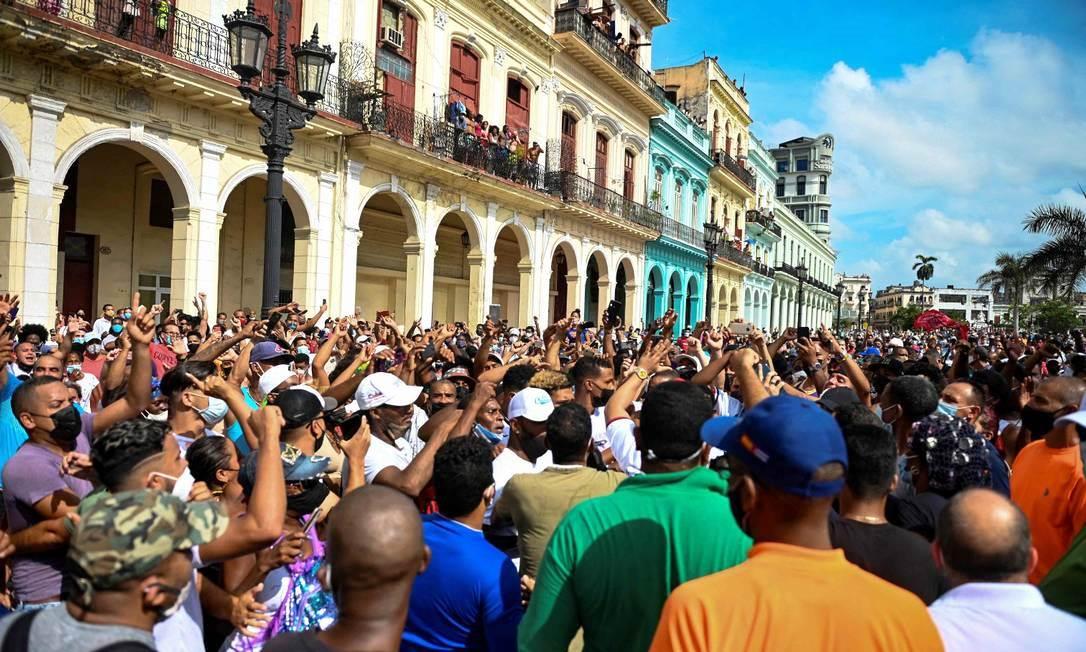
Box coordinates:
[142,410,169,422]
[105,310,115,317]
[473,422,503,445]
[287,482,330,515]
[72,403,85,416]
[195,395,229,426]
[297,346,310,356]
[936,401,961,418]
[109,324,124,336]
[1020,405,1059,440]
[151,580,191,622]
[163,335,173,345]
[592,388,615,409]
[43,404,82,441]
[66,364,81,375]
[86,344,102,356]
[880,403,900,425]
[287,322,297,331]
[72,337,84,345]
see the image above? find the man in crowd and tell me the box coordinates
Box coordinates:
[930,488,1086,650]
[519,381,750,652]
[569,357,616,455]
[651,395,942,651]
[1011,377,1086,583]
[402,436,521,650]
[356,372,442,497]
[938,379,1010,495]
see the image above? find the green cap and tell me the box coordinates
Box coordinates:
[69,489,228,591]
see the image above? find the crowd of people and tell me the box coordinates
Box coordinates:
[444,99,543,184]
[0,290,1082,650]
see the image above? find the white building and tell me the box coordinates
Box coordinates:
[747,134,837,333]
[932,286,992,325]
[835,273,871,328]
[770,134,834,243]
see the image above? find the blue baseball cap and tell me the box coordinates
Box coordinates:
[701,395,848,498]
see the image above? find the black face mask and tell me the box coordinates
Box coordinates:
[43,404,82,442]
[287,482,329,515]
[592,388,615,409]
[1020,405,1060,441]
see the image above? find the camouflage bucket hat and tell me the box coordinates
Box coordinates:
[69,489,228,591]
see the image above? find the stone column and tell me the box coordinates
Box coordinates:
[467,251,486,324]
[194,140,226,314]
[24,95,66,326]
[169,205,202,311]
[336,226,361,314]
[517,261,534,328]
[404,237,432,326]
[625,278,639,328]
[596,277,612,324]
[0,177,30,297]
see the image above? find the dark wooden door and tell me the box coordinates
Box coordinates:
[623,149,634,200]
[594,133,608,187]
[505,77,530,135]
[449,42,480,114]
[561,112,577,172]
[62,233,96,316]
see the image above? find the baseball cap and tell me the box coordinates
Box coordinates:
[257,364,297,398]
[69,489,228,595]
[701,395,848,498]
[251,341,294,364]
[888,337,904,348]
[1055,394,1086,429]
[276,387,331,429]
[354,372,423,410]
[443,366,476,386]
[240,443,331,495]
[508,387,554,422]
[818,387,862,412]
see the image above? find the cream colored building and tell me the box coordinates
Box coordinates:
[655,57,757,324]
[0,0,671,328]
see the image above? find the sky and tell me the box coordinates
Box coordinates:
[652,0,1086,292]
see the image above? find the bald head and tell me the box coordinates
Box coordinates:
[936,489,1033,585]
[1044,377,1086,410]
[326,485,427,594]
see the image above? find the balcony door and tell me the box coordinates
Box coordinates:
[594,133,608,188]
[449,42,480,114]
[505,77,530,135]
[377,1,417,112]
[95,0,176,55]
[622,149,635,200]
[561,112,577,172]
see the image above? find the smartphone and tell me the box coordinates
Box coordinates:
[797,326,811,339]
[302,507,323,536]
[604,300,622,325]
[728,321,753,335]
[267,311,282,330]
[488,305,502,323]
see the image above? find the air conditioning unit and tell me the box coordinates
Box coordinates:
[381,26,404,49]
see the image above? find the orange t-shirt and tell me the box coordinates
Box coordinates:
[650,542,943,652]
[1011,440,1086,583]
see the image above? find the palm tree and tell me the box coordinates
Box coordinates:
[977,252,1031,333]
[1023,189,1086,299]
[913,255,937,286]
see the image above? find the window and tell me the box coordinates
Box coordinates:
[449,42,480,113]
[377,1,417,109]
[724,122,732,156]
[652,168,664,209]
[796,158,809,171]
[712,111,720,150]
[561,111,577,171]
[673,178,683,220]
[775,178,784,197]
[795,208,806,221]
[623,150,635,201]
[819,209,829,223]
[692,189,700,223]
[594,133,609,187]
[138,272,171,310]
[710,196,717,221]
[796,175,806,195]
[148,178,174,229]
[505,77,530,133]
[776,160,788,172]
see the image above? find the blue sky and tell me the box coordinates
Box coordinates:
[653,0,1086,291]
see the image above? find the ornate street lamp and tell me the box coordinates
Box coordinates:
[796,262,808,329]
[703,220,723,323]
[858,286,869,331]
[835,281,845,333]
[225,0,335,316]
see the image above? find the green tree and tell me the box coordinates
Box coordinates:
[890,304,924,331]
[913,255,937,286]
[1023,188,1086,299]
[1020,300,1081,333]
[977,252,1032,334]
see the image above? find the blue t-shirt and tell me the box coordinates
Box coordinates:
[222,386,257,457]
[0,375,27,489]
[986,438,1011,497]
[402,514,522,651]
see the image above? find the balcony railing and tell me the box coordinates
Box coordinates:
[776,263,798,278]
[10,0,347,118]
[718,244,753,269]
[712,149,756,191]
[652,0,669,16]
[745,210,782,237]
[749,260,772,277]
[355,99,547,189]
[554,6,667,105]
[659,216,704,249]
[544,170,662,232]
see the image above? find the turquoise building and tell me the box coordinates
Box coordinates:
[645,102,713,329]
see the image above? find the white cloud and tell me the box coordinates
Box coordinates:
[817,31,1086,194]
[760,118,812,150]
[1049,187,1086,210]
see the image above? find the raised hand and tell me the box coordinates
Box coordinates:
[0,293,19,321]
[729,347,759,372]
[338,417,371,463]
[231,583,271,635]
[125,292,157,346]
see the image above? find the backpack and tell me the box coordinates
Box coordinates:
[1,610,155,652]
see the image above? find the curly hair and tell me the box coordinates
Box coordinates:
[432,437,494,518]
[91,419,168,491]
[529,369,573,393]
[909,412,991,498]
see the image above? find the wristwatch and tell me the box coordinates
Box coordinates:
[632,367,649,381]
[805,362,824,374]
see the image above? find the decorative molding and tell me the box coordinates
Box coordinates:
[494,47,507,67]
[426,183,441,201]
[434,8,448,29]
[27,94,66,118]
[540,76,560,94]
[200,140,227,158]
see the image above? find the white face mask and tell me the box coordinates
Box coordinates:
[143,410,169,422]
[157,579,192,620]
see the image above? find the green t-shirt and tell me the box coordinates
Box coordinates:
[1041,523,1086,618]
[518,466,752,652]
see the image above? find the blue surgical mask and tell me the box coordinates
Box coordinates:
[936,401,961,418]
[122,311,132,320]
[192,394,229,426]
[72,403,85,415]
[297,346,310,356]
[110,324,123,335]
[72,337,84,345]
[473,423,503,445]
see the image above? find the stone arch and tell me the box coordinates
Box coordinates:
[54,127,197,209]
[0,119,29,179]
[353,183,423,236]
[548,237,580,320]
[621,132,648,155]
[585,247,611,283]
[583,248,611,323]
[493,217,532,262]
[593,113,622,138]
[433,207,483,253]
[557,91,592,121]
[217,163,316,229]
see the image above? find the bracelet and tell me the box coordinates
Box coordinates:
[353,361,370,376]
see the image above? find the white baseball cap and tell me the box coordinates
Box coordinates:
[1055,395,1086,429]
[293,384,338,411]
[508,387,554,423]
[355,372,423,410]
[257,364,298,398]
[888,337,904,348]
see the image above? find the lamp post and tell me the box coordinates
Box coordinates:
[224,0,335,317]
[703,220,722,323]
[796,262,808,329]
[835,281,845,333]
[858,286,869,331]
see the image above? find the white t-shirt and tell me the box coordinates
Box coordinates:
[590,406,610,452]
[484,448,552,531]
[153,547,204,652]
[361,406,428,484]
[607,417,641,476]
[714,389,744,418]
[72,373,99,411]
